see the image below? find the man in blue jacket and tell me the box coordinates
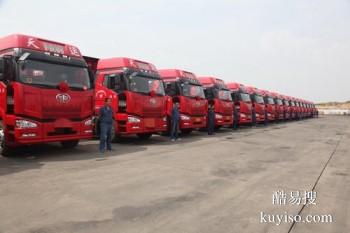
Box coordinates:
[170,99,180,141]
[208,103,215,135]
[99,98,113,153]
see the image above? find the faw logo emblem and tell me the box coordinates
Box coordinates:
[150,98,157,105]
[56,93,71,104]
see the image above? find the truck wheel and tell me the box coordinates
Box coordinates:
[215,126,222,131]
[60,140,79,149]
[1,138,14,157]
[181,129,193,135]
[137,133,152,140]
[0,123,14,157]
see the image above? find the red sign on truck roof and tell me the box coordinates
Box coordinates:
[0,34,82,58]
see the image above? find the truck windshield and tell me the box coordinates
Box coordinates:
[240,93,251,102]
[267,97,275,104]
[19,60,91,90]
[291,101,295,106]
[181,83,205,98]
[276,99,283,105]
[217,90,232,101]
[284,100,290,106]
[254,95,264,104]
[127,75,165,96]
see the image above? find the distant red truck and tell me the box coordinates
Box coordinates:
[260,89,276,122]
[87,57,168,140]
[198,77,233,129]
[0,34,94,155]
[159,69,208,134]
[246,86,266,124]
[227,82,252,125]
[281,95,292,120]
[271,92,284,121]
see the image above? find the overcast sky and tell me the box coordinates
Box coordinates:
[0,0,349,102]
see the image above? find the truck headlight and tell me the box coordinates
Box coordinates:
[215,113,223,119]
[128,116,141,123]
[16,119,38,129]
[240,113,246,118]
[163,117,167,121]
[180,114,190,121]
[84,118,93,126]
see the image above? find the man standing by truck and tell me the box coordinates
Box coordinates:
[170,100,180,141]
[208,103,215,135]
[99,98,113,153]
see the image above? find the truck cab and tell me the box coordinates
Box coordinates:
[198,77,233,129]
[261,89,276,122]
[271,92,284,121]
[0,34,94,155]
[246,86,266,124]
[159,69,207,134]
[227,82,252,125]
[289,97,297,119]
[91,57,168,140]
[281,95,292,120]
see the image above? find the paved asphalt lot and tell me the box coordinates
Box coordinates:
[0,116,349,233]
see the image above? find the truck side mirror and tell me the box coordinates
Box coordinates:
[0,58,4,81]
[1,56,16,82]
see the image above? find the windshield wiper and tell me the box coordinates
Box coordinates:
[69,86,88,91]
[27,83,57,89]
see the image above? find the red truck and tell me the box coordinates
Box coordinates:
[89,57,168,140]
[198,77,233,129]
[288,96,297,119]
[245,86,266,124]
[260,89,276,122]
[0,34,94,155]
[226,82,252,125]
[281,95,292,120]
[271,92,284,121]
[159,69,207,134]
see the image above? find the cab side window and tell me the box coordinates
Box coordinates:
[104,74,124,93]
[164,82,177,96]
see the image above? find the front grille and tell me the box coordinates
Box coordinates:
[142,110,162,117]
[48,128,77,136]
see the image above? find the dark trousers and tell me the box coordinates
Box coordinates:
[252,109,256,126]
[233,108,238,130]
[264,110,268,125]
[208,119,215,135]
[100,122,112,152]
[170,119,179,139]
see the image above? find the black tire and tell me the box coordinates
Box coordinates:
[215,126,222,131]
[110,122,117,142]
[60,140,79,149]
[1,140,15,157]
[137,133,152,140]
[0,122,15,157]
[181,129,193,135]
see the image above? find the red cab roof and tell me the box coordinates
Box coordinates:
[226,82,244,92]
[159,69,198,82]
[97,57,157,72]
[197,76,227,87]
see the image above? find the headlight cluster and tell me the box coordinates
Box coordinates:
[240,113,246,118]
[84,118,93,126]
[180,114,190,121]
[128,116,141,123]
[16,120,38,129]
[215,114,223,119]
